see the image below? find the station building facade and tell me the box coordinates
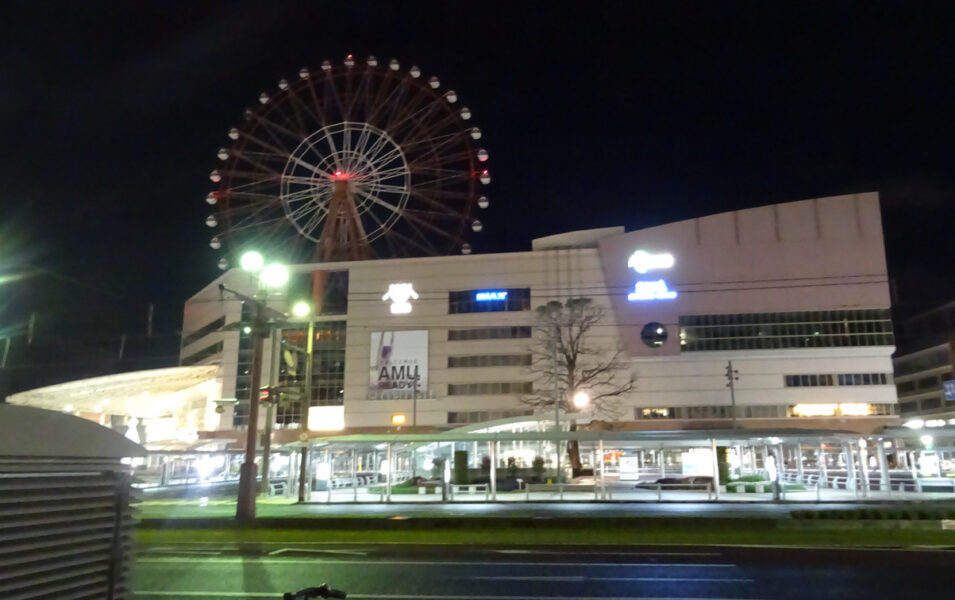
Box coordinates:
[180,192,899,436]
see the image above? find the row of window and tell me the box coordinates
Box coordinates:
[448,326,532,341]
[679,310,894,351]
[896,372,954,396]
[894,347,951,377]
[181,341,223,366]
[447,381,534,396]
[448,354,532,368]
[784,373,890,387]
[899,395,947,413]
[448,288,531,314]
[637,406,786,419]
[636,403,896,420]
[182,316,225,348]
[447,410,534,424]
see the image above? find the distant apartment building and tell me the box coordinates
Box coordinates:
[893,302,955,424]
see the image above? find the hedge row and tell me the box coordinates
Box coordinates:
[791,508,955,520]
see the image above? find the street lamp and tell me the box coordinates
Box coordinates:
[290,299,315,502]
[573,391,591,410]
[555,390,590,483]
[234,251,290,521]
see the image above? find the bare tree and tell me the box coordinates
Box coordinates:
[522,298,634,474]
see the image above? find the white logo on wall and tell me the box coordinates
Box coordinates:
[369,330,428,399]
[627,250,678,301]
[382,283,419,314]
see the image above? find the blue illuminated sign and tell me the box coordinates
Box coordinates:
[627,250,678,302]
[475,291,508,301]
[945,380,955,401]
[628,279,678,301]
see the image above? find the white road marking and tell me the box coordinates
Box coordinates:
[494,550,721,557]
[135,558,737,567]
[465,576,753,583]
[134,593,764,600]
[268,547,369,556]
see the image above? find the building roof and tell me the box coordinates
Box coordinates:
[0,404,145,458]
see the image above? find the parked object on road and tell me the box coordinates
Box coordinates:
[283,584,347,599]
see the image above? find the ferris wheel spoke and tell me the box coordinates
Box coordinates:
[400,130,461,151]
[365,166,409,182]
[387,100,445,143]
[322,73,351,127]
[383,225,440,256]
[383,83,434,134]
[302,77,331,132]
[277,87,315,139]
[365,183,409,195]
[398,209,459,248]
[245,112,305,159]
[352,186,403,217]
[282,174,332,187]
[396,107,459,151]
[317,125,344,172]
[282,186,331,204]
[406,188,468,218]
[365,144,405,172]
[364,76,409,127]
[298,205,329,239]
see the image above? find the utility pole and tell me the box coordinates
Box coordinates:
[412,374,419,427]
[725,360,739,429]
[553,323,562,483]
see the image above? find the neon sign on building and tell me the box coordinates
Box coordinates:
[627,250,678,301]
[475,290,508,301]
[382,283,419,314]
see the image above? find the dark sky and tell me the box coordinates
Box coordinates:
[2,1,954,343]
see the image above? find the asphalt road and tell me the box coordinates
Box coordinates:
[132,542,954,600]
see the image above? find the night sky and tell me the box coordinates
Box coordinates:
[1,2,954,384]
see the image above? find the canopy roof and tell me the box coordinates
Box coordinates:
[292,427,866,450]
[0,404,145,458]
[6,365,219,417]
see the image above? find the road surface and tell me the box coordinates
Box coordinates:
[133,541,954,599]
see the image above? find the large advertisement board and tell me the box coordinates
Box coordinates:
[369,330,428,399]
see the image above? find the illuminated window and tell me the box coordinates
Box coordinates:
[448,326,532,341]
[448,354,532,368]
[679,309,893,351]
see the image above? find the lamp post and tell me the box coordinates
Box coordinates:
[292,300,314,502]
[232,251,289,521]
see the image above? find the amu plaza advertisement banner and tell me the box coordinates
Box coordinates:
[369,330,429,399]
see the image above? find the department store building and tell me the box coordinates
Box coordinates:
[180,192,898,437]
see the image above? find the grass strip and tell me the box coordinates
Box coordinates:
[135,521,955,548]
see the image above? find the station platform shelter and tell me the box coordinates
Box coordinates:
[140,418,955,504]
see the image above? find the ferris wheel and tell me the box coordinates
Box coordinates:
[205,55,490,268]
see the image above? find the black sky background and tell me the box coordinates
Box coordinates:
[1,1,954,361]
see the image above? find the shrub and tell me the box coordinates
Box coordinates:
[506,457,518,480]
[532,456,546,482]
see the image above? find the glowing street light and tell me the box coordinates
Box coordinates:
[260,263,289,288]
[572,391,591,409]
[240,250,264,273]
[291,301,311,318]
